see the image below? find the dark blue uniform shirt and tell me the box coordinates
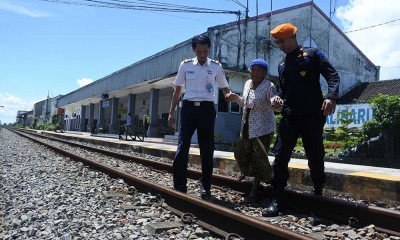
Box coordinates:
[277,46,340,116]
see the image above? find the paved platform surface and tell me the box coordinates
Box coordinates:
[37,130,400,202]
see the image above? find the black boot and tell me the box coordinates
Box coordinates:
[262,188,284,217]
[313,184,324,196]
[199,181,211,200]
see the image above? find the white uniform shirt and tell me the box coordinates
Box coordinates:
[240,79,277,139]
[174,57,229,102]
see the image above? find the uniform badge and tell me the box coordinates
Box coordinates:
[297,54,302,58]
[303,52,308,57]
[300,71,307,76]
[206,83,214,93]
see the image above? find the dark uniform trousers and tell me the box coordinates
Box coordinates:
[173,100,216,192]
[271,112,327,189]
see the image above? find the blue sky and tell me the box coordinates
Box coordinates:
[1,0,399,124]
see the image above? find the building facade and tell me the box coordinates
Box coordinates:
[56,2,379,143]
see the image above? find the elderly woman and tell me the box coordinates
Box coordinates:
[228,59,282,202]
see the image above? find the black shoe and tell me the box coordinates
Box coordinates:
[262,199,281,217]
[199,182,211,200]
[313,185,324,196]
[174,185,187,194]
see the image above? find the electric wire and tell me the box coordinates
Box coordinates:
[39,0,240,15]
[344,18,400,33]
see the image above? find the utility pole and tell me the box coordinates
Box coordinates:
[245,0,249,18]
[46,91,50,123]
[267,0,273,66]
[328,0,336,59]
[0,106,2,130]
[229,0,248,71]
[255,0,259,58]
[242,0,249,70]
[310,0,314,47]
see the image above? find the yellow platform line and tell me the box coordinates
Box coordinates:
[144,145,164,149]
[218,156,236,160]
[288,163,309,169]
[347,172,400,181]
[189,151,201,156]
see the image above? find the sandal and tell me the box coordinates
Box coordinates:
[238,174,246,181]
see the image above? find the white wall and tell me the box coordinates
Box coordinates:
[210,4,378,97]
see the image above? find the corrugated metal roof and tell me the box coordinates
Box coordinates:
[58,39,193,106]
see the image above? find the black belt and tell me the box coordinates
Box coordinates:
[183,100,214,107]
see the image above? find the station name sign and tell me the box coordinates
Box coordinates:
[325,103,373,128]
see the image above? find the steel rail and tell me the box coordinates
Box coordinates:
[17,129,400,233]
[14,130,314,240]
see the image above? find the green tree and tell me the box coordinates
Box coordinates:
[370,94,400,131]
[336,106,359,149]
[32,117,38,129]
[368,94,400,162]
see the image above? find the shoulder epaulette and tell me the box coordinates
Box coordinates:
[210,59,220,64]
[183,59,193,63]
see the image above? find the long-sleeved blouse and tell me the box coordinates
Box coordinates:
[239,79,277,139]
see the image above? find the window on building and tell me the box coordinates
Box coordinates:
[229,101,241,114]
[218,89,228,112]
[218,89,242,113]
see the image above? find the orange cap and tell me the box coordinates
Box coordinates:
[270,23,297,38]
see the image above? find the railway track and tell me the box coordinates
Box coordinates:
[13,129,400,239]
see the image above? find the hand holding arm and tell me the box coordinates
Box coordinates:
[271,96,283,112]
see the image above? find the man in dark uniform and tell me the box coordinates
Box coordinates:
[263,23,340,217]
[168,35,234,200]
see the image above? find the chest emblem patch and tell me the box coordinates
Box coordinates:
[300,71,307,77]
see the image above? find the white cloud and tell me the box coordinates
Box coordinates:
[0,1,50,17]
[0,93,39,124]
[337,0,400,80]
[77,77,94,88]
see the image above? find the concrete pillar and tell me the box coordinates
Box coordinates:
[97,101,105,131]
[127,94,136,124]
[79,105,86,132]
[109,98,119,134]
[88,103,95,133]
[149,89,159,137]
[69,119,73,131]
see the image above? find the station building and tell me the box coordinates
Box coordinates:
[56,2,379,143]
[16,110,33,127]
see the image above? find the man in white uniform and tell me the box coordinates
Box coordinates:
[168,35,234,200]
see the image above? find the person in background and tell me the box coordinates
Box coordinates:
[168,34,234,200]
[126,113,132,126]
[143,110,150,137]
[263,23,340,217]
[227,59,282,203]
[122,112,133,140]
